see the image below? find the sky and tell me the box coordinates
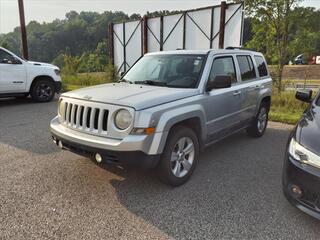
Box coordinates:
[0,0,319,34]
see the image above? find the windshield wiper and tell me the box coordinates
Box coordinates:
[118,79,133,84]
[134,80,167,87]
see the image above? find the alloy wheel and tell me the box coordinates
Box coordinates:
[170,137,195,178]
[36,84,53,101]
[257,107,267,133]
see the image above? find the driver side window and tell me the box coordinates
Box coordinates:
[0,49,16,64]
[209,56,237,83]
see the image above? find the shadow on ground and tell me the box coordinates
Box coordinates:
[100,127,320,239]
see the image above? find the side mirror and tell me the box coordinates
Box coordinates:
[206,75,232,91]
[0,58,10,64]
[12,58,22,64]
[296,90,313,103]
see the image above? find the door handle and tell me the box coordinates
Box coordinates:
[233,90,241,96]
[13,81,24,84]
[254,85,264,90]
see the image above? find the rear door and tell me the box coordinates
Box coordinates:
[235,55,259,122]
[0,49,27,93]
[205,55,242,139]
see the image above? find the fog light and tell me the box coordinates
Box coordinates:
[95,153,103,163]
[58,141,63,149]
[290,185,303,198]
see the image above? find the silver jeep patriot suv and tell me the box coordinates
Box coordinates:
[50,49,272,186]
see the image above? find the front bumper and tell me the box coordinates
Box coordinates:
[283,153,320,220]
[50,117,161,168]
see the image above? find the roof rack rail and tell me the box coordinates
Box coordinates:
[225,46,245,50]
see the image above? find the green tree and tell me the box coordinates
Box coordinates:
[245,0,302,92]
[287,7,320,61]
[62,54,83,75]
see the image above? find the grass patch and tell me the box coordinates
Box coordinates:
[269,111,301,124]
[269,90,311,125]
[62,72,114,92]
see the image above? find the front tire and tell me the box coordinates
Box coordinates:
[246,102,269,138]
[157,126,199,186]
[30,79,55,102]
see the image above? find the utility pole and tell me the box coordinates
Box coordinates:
[18,0,28,59]
[219,1,227,49]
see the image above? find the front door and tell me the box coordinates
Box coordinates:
[0,49,26,93]
[205,55,242,140]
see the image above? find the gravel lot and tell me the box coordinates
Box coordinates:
[1,96,320,240]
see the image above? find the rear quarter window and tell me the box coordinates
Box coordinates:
[236,55,256,81]
[254,56,268,77]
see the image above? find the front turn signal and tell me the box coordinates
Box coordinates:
[131,127,155,135]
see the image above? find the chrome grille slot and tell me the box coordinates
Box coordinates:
[86,107,92,129]
[102,110,108,131]
[63,102,68,121]
[72,105,78,125]
[94,108,100,130]
[79,106,84,127]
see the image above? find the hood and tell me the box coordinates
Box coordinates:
[296,104,320,155]
[62,82,200,110]
[27,61,57,68]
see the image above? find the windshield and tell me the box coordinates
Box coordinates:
[123,54,206,88]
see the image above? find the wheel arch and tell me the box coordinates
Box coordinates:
[154,105,207,154]
[29,75,55,93]
[170,117,204,150]
[260,95,271,111]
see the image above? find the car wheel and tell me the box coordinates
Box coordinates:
[246,102,269,138]
[157,126,199,186]
[30,79,55,102]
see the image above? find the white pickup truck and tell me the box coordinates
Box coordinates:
[0,47,62,102]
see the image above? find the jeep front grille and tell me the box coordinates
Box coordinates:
[58,98,134,139]
[61,102,109,135]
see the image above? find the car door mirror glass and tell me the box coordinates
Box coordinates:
[12,58,22,64]
[296,90,312,103]
[207,75,232,91]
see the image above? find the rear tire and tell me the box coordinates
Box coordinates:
[157,126,199,186]
[246,102,269,138]
[30,79,55,102]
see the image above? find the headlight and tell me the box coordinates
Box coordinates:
[289,138,320,168]
[54,69,61,76]
[58,99,65,116]
[114,109,132,130]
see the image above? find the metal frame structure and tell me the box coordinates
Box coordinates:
[109,1,244,73]
[112,20,143,72]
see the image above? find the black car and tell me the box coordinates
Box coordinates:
[283,89,320,220]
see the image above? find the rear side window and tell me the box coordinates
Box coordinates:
[0,49,15,63]
[236,55,256,81]
[254,56,268,77]
[209,56,237,83]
